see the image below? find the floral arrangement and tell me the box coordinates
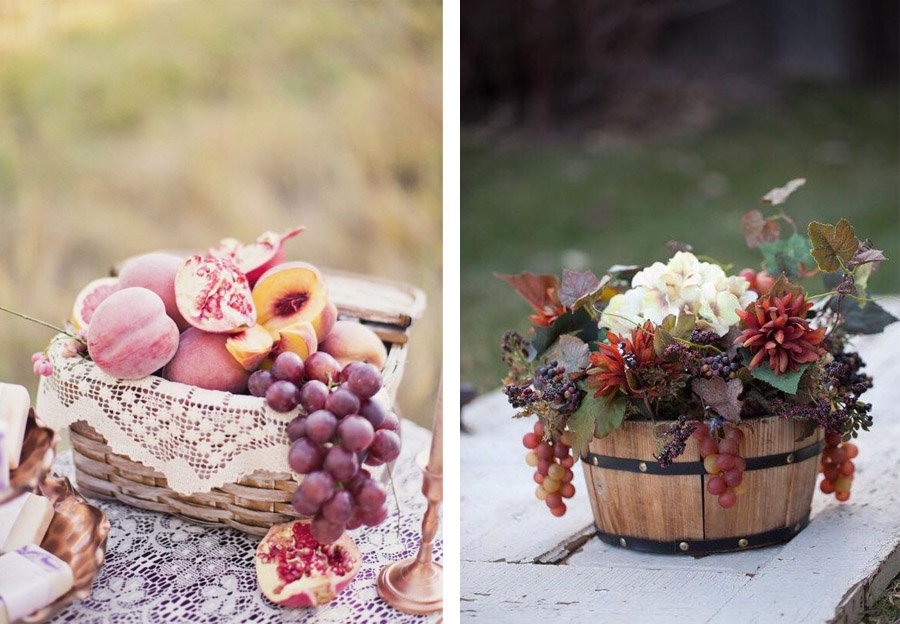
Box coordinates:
[499,180,896,517]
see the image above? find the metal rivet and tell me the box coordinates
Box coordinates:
[638,462,648,472]
[619,538,627,548]
[786,453,795,464]
[679,542,689,551]
[738,538,749,548]
[592,456,600,467]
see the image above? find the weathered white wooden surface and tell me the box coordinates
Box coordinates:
[461,299,900,624]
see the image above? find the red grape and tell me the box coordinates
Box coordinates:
[370,429,401,463]
[325,388,360,418]
[359,505,389,527]
[545,492,562,509]
[699,437,718,458]
[535,442,553,461]
[304,352,341,384]
[291,487,321,516]
[272,352,305,384]
[345,363,382,399]
[355,479,387,510]
[724,468,743,488]
[718,439,739,456]
[378,411,400,433]
[359,400,388,428]
[321,490,354,524]
[311,515,345,545]
[298,471,335,505]
[286,416,307,442]
[298,380,329,413]
[266,380,300,412]
[288,437,326,473]
[560,483,575,498]
[338,415,375,452]
[523,433,540,449]
[550,503,566,517]
[323,445,359,482]
[707,475,727,495]
[718,491,737,509]
[716,453,736,471]
[248,369,275,397]
[305,410,338,443]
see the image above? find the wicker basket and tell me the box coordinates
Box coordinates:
[67,268,425,536]
[581,416,823,554]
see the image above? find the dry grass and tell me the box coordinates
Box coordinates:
[0,0,442,425]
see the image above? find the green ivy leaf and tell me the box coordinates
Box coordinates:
[759,233,814,277]
[829,297,898,335]
[567,391,627,456]
[740,349,808,394]
[808,219,858,272]
[531,307,599,355]
[546,335,590,376]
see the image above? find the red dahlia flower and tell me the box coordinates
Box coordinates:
[586,321,667,400]
[734,291,826,374]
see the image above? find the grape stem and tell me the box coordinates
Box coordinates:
[385,462,402,537]
[0,304,83,343]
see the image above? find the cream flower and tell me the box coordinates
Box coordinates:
[600,252,757,336]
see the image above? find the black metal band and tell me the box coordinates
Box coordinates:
[596,514,811,555]
[582,440,822,475]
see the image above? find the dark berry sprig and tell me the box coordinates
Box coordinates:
[655,416,697,467]
[699,352,741,380]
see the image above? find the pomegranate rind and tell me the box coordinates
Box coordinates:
[255,520,360,607]
[208,227,305,286]
[72,277,120,331]
[175,255,257,334]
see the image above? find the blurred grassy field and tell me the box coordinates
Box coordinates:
[0,1,442,425]
[462,86,899,392]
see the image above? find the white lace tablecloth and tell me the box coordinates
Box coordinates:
[48,421,442,624]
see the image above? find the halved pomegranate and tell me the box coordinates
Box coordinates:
[256,520,360,607]
[175,255,257,334]
[208,227,304,286]
[71,277,120,331]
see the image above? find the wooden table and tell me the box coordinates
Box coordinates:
[461,300,900,624]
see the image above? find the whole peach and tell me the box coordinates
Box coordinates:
[87,287,180,379]
[320,321,387,368]
[164,328,251,394]
[118,253,190,330]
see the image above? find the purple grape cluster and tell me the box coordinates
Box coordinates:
[250,352,402,545]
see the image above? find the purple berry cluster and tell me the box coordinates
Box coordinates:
[248,351,400,545]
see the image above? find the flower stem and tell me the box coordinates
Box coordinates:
[0,304,81,342]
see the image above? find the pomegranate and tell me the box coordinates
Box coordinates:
[174,255,257,334]
[71,276,120,331]
[208,227,304,286]
[255,520,360,607]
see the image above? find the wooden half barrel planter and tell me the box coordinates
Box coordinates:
[581,416,823,555]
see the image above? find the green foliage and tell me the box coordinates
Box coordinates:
[531,307,600,355]
[809,219,858,272]
[740,349,808,394]
[759,233,815,277]
[830,298,898,335]
[567,390,627,456]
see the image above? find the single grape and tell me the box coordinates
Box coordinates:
[324,445,360,482]
[305,410,338,443]
[536,460,550,476]
[266,380,300,412]
[534,421,545,437]
[321,490,355,524]
[733,456,746,472]
[299,380,329,413]
[840,461,855,476]
[834,476,852,494]
[835,491,850,502]
[820,479,836,494]
[718,491,737,509]
[550,503,567,517]
[298,471,335,505]
[345,362,382,399]
[823,466,840,481]
[338,415,375,452]
[547,463,564,480]
[560,456,574,469]
[248,369,276,397]
[716,454,736,471]
[535,442,553,462]
[543,478,561,493]
[844,443,859,459]
[311,515,345,545]
[364,455,384,467]
[553,443,570,460]
[378,411,400,433]
[562,468,574,483]
[347,468,372,493]
[359,505,388,527]
[533,472,544,485]
[272,352,305,384]
[535,485,547,500]
[346,509,363,531]
[703,454,720,475]
[707,475,727,496]
[305,352,342,384]
[289,438,326,474]
[370,429,401,463]
[286,416,307,442]
[291,487,321,516]
[355,479,387,510]
[545,492,562,509]
[359,400,387,428]
[523,432,540,449]
[825,431,843,446]
[325,388,360,418]
[724,427,744,443]
[560,483,575,498]
[525,452,539,467]
[724,469,743,488]
[699,437,718,458]
[718,438,739,456]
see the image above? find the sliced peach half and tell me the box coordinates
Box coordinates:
[272,321,318,361]
[226,323,275,371]
[252,262,330,336]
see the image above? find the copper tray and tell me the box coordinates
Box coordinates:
[0,410,56,505]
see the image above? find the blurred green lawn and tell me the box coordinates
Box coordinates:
[462,86,899,392]
[0,1,442,425]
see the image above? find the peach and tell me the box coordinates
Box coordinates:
[226,324,275,371]
[252,262,330,336]
[87,287,180,379]
[317,301,338,342]
[319,321,387,368]
[118,253,190,330]
[164,328,250,393]
[272,321,318,361]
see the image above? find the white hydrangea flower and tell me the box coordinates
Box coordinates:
[600,252,757,336]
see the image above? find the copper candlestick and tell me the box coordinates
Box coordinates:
[377,383,443,615]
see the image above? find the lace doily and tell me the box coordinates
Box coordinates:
[37,334,363,494]
[49,420,442,623]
